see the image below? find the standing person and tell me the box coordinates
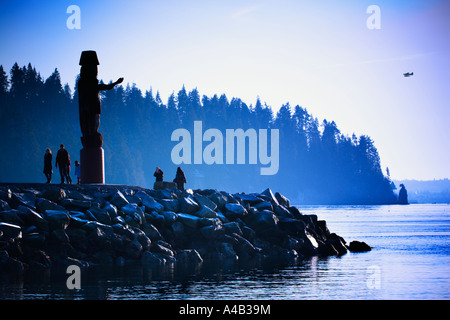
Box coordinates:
[43,148,53,184]
[74,160,81,184]
[154,167,164,182]
[175,167,186,190]
[55,144,70,184]
[66,156,72,184]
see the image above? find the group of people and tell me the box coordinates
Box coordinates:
[43,146,187,190]
[154,166,187,190]
[43,144,81,185]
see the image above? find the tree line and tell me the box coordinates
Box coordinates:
[0,63,397,204]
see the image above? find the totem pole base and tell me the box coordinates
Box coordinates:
[80,147,105,184]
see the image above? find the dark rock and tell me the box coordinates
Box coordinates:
[232,233,260,258]
[177,213,201,229]
[275,192,290,207]
[298,230,320,256]
[11,192,37,210]
[223,221,243,236]
[0,199,11,211]
[287,206,303,219]
[158,199,179,212]
[277,216,306,237]
[200,224,224,241]
[151,240,174,257]
[160,211,178,224]
[348,240,371,252]
[176,249,203,264]
[108,190,129,209]
[224,203,247,220]
[193,194,217,211]
[39,188,66,203]
[0,189,12,202]
[141,223,163,241]
[254,201,273,212]
[0,222,22,239]
[233,193,264,205]
[244,210,278,233]
[87,207,112,225]
[112,223,135,239]
[178,195,200,215]
[0,210,25,225]
[194,205,218,219]
[125,239,143,259]
[17,206,49,231]
[44,210,70,230]
[142,251,167,266]
[208,192,228,210]
[103,203,118,218]
[35,198,65,213]
[273,205,294,218]
[22,231,46,247]
[141,196,164,214]
[60,198,91,211]
[261,188,280,206]
[0,250,24,273]
[69,213,89,228]
[132,228,152,251]
[50,229,70,244]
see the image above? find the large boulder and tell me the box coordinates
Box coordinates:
[59,198,91,211]
[0,210,25,226]
[10,192,37,210]
[193,194,217,211]
[141,196,164,214]
[108,190,129,209]
[348,240,371,252]
[44,210,70,230]
[39,188,66,203]
[0,222,22,239]
[200,224,224,241]
[35,198,65,213]
[208,192,228,210]
[194,205,218,219]
[261,188,279,206]
[87,207,112,225]
[178,195,200,215]
[244,210,279,234]
[224,203,247,220]
[177,213,201,229]
[158,199,179,213]
[16,206,49,231]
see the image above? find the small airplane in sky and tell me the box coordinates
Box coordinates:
[403,72,414,77]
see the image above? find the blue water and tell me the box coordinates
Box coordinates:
[1,204,449,300]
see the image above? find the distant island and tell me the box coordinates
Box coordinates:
[0,63,397,205]
[393,179,450,204]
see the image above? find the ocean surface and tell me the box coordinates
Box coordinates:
[1,203,449,300]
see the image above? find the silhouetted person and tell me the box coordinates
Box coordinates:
[154,167,164,182]
[55,144,71,184]
[43,148,52,184]
[74,160,81,184]
[78,50,123,148]
[174,167,186,190]
[398,184,409,204]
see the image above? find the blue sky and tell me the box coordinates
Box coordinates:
[0,0,449,180]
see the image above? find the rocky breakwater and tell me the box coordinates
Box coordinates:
[0,183,370,274]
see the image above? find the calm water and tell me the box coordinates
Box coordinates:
[1,204,449,300]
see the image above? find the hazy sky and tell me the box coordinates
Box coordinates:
[0,0,449,180]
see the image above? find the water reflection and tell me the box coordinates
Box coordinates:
[0,255,334,300]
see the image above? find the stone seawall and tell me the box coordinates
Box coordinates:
[0,183,370,274]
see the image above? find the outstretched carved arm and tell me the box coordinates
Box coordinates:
[99,77,124,91]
